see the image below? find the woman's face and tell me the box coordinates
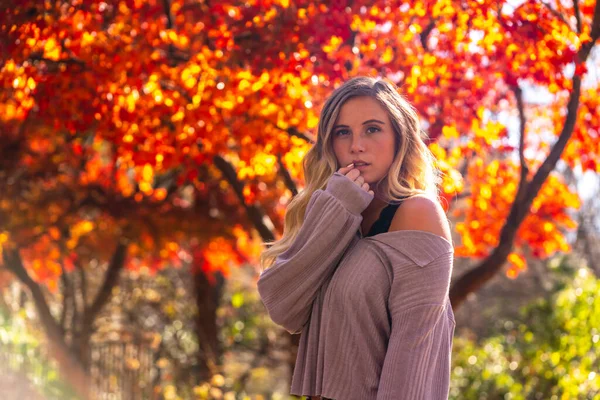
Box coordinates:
[331,96,397,186]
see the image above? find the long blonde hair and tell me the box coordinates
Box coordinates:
[259,76,441,271]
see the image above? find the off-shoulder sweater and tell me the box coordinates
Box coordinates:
[257,172,456,400]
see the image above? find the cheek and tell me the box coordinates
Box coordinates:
[374,137,395,163]
[385,146,396,164]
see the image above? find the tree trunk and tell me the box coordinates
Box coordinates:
[2,242,128,398]
[193,270,224,383]
[2,250,91,399]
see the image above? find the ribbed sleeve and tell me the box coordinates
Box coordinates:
[376,250,455,400]
[257,172,373,334]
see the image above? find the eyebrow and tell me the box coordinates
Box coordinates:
[333,119,386,129]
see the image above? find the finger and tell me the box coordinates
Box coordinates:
[368,190,374,196]
[337,163,355,174]
[362,183,370,191]
[355,176,364,186]
[344,168,360,180]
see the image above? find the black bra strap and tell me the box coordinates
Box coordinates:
[365,202,402,237]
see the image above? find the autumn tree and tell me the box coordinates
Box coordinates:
[1,0,599,393]
[0,126,255,396]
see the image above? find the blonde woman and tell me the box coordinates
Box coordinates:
[257,76,455,400]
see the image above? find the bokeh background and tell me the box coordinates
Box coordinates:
[1,0,599,399]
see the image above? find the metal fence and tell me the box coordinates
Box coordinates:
[0,341,156,400]
[90,341,156,400]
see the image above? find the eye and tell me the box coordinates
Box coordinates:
[334,129,350,137]
[366,126,381,134]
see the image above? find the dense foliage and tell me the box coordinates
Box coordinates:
[451,259,600,399]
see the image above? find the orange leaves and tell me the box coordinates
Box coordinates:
[521,175,580,260]
[19,235,65,291]
[322,36,344,55]
[203,233,253,278]
[42,37,61,60]
[0,60,36,122]
[350,15,378,35]
[442,125,460,139]
[0,232,10,262]
[563,89,600,172]
[282,137,311,179]
[127,236,183,275]
[0,0,596,296]
[159,29,189,48]
[231,225,263,265]
[431,0,455,19]
[471,118,507,147]
[115,90,140,114]
[455,157,580,278]
[68,220,95,250]
[429,142,465,200]
[455,159,515,257]
[506,253,526,279]
[496,1,579,86]
[192,237,245,285]
[237,152,277,181]
[138,164,155,195]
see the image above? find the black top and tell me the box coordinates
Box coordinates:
[364,200,405,237]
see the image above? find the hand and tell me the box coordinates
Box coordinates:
[337,163,374,196]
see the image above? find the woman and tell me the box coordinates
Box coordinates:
[257,76,455,399]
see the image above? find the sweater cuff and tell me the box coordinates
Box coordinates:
[325,172,374,215]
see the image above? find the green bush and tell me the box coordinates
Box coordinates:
[451,260,600,400]
[0,308,79,400]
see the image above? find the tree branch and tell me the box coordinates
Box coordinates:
[77,260,88,310]
[70,270,79,343]
[450,75,585,309]
[59,262,70,334]
[420,18,437,50]
[28,52,87,70]
[213,155,276,242]
[2,251,58,339]
[592,2,600,41]
[83,242,128,328]
[162,0,174,30]
[2,250,90,398]
[512,84,529,195]
[277,155,298,197]
[286,126,316,144]
[573,0,583,33]
[541,1,575,31]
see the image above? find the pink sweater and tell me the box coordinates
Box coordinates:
[257,172,455,399]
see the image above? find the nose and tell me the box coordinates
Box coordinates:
[350,134,365,153]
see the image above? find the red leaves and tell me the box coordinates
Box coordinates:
[1,0,597,288]
[574,62,589,77]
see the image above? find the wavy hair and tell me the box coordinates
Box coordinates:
[259,76,441,271]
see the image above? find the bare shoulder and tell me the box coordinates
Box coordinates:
[389,195,452,243]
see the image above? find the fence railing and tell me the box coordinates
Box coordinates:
[0,341,156,400]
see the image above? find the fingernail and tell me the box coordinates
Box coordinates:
[347,163,354,167]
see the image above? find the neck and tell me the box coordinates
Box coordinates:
[363,195,388,218]
[371,180,388,204]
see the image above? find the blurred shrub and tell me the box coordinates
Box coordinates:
[451,258,600,400]
[0,308,79,400]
